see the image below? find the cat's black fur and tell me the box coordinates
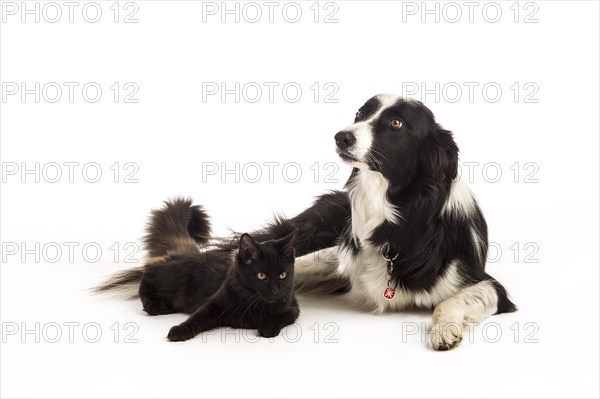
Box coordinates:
[96,198,300,341]
[139,250,233,315]
[166,232,299,341]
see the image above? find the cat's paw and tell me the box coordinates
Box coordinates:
[167,324,196,342]
[142,301,171,316]
[258,325,282,338]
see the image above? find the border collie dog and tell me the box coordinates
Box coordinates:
[275,94,517,350]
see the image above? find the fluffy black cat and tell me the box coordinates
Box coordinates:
[96,198,299,341]
[166,231,299,341]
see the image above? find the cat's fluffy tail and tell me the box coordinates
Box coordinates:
[94,198,211,298]
[93,267,145,299]
[144,197,211,257]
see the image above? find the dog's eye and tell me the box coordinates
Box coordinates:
[390,120,403,129]
[257,272,267,280]
[355,110,363,119]
[279,272,287,279]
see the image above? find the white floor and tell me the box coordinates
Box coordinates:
[1,243,598,398]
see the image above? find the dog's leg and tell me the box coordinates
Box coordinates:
[428,278,515,350]
[244,191,351,256]
[294,247,350,295]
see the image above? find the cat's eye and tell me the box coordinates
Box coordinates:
[257,272,267,280]
[279,272,287,279]
[390,119,403,129]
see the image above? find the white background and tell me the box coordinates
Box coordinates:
[1,1,599,398]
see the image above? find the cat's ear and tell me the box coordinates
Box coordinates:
[238,234,259,265]
[277,229,298,258]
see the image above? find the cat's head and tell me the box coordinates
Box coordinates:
[235,230,297,302]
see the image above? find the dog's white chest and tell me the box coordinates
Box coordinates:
[338,244,412,312]
[348,170,399,242]
[337,169,465,312]
[338,245,464,313]
[338,242,466,313]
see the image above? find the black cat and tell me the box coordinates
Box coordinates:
[96,198,299,341]
[166,231,299,341]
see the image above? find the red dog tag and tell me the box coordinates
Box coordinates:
[383,287,395,300]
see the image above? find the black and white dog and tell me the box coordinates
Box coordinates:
[267,94,517,350]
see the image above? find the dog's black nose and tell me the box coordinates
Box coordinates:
[335,131,356,150]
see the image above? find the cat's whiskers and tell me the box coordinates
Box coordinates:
[239,295,262,322]
[216,292,257,320]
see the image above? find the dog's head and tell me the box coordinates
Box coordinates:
[335,94,458,186]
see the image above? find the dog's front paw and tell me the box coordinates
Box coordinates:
[258,325,281,338]
[428,322,463,351]
[167,324,196,342]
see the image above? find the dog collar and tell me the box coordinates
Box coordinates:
[381,243,399,300]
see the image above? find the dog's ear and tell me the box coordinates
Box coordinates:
[426,126,459,182]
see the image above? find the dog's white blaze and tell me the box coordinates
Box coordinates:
[344,94,399,163]
[442,179,476,216]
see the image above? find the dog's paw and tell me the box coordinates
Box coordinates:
[428,322,463,351]
[167,324,196,342]
[258,325,281,338]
